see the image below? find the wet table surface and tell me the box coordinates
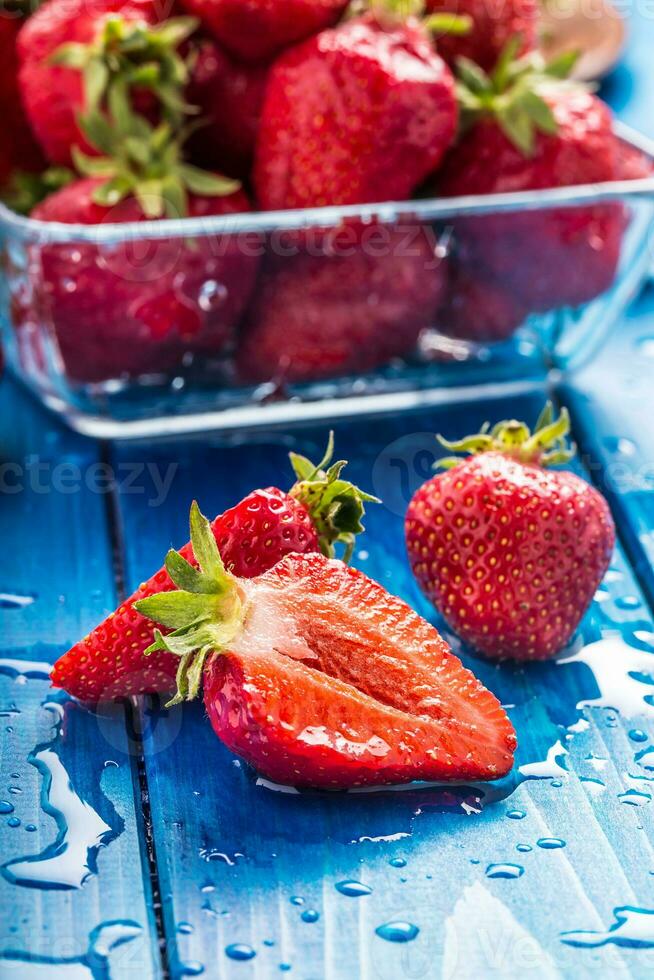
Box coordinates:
[3,14,654,980]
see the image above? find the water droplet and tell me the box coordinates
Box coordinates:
[104,760,119,769]
[0,593,35,610]
[616,595,642,610]
[537,838,566,850]
[561,906,654,948]
[279,964,291,972]
[0,802,14,815]
[551,780,563,788]
[516,844,532,853]
[198,280,228,312]
[180,962,204,976]
[335,880,372,897]
[619,789,651,806]
[506,809,526,820]
[389,857,407,868]
[301,910,319,923]
[630,729,649,743]
[178,922,194,935]
[485,863,524,879]
[289,896,304,906]
[635,747,654,771]
[25,824,37,833]
[263,940,275,948]
[225,944,256,961]
[375,921,419,943]
[7,817,20,828]
[604,437,637,457]
[8,786,22,796]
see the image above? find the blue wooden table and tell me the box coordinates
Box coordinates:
[3,15,654,980]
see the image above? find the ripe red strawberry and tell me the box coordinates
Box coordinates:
[186,37,268,179]
[17,0,197,166]
[30,108,257,383]
[133,503,516,787]
[237,224,446,384]
[426,0,537,71]
[406,405,615,661]
[0,16,45,188]
[51,437,378,702]
[436,45,625,312]
[254,10,457,210]
[178,0,348,63]
[434,249,529,343]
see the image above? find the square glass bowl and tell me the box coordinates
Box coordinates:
[1,123,654,440]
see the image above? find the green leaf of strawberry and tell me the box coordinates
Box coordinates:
[289,432,380,562]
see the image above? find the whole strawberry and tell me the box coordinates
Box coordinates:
[237,224,446,384]
[436,43,625,312]
[178,0,348,63]
[17,0,197,166]
[406,405,615,661]
[426,0,537,71]
[51,435,378,702]
[254,6,457,210]
[30,109,257,383]
[133,503,516,788]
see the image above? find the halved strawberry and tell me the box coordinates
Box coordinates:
[135,504,516,787]
[51,436,377,702]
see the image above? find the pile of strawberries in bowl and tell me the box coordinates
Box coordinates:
[1,0,652,388]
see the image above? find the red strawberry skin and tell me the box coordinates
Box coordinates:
[51,488,321,701]
[17,0,157,167]
[437,91,624,312]
[237,225,446,384]
[187,38,268,179]
[406,451,615,661]
[434,251,529,344]
[426,0,537,71]
[204,553,516,787]
[178,0,347,63]
[0,18,45,187]
[30,177,258,383]
[254,14,457,210]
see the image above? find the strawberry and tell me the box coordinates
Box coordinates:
[132,502,516,788]
[406,404,615,661]
[0,14,45,188]
[51,436,378,702]
[236,224,447,384]
[426,0,537,71]
[30,107,257,383]
[186,37,268,179]
[17,0,197,166]
[253,8,457,210]
[436,44,625,313]
[434,248,529,344]
[178,0,348,63]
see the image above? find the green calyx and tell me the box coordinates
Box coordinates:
[1,167,74,216]
[355,0,471,34]
[134,502,245,707]
[435,402,576,469]
[51,15,199,127]
[455,35,582,156]
[288,432,379,564]
[74,97,240,218]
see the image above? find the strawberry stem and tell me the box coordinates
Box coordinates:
[135,501,245,706]
[435,402,576,469]
[289,433,379,563]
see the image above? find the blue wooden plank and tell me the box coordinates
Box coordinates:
[0,378,161,978]
[562,281,654,612]
[112,388,654,978]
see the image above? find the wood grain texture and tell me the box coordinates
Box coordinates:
[0,379,161,978]
[112,390,654,979]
